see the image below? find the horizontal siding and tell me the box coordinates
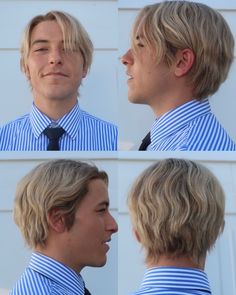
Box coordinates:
[1,154,236,294]
[117,155,236,295]
[118,0,236,10]
[0,156,118,294]
[0,0,117,49]
[0,156,118,210]
[118,7,236,148]
[0,50,118,126]
[0,1,118,127]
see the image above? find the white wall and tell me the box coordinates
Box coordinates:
[0,0,118,126]
[118,152,236,295]
[0,0,235,149]
[0,1,236,295]
[1,152,236,294]
[118,1,236,149]
[0,152,118,295]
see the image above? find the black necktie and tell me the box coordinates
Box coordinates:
[139,132,151,151]
[84,287,92,295]
[43,127,65,151]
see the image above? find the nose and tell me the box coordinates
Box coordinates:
[121,49,134,66]
[107,212,118,234]
[49,49,63,65]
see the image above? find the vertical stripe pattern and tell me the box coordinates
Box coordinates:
[10,252,85,295]
[0,102,117,151]
[149,99,236,151]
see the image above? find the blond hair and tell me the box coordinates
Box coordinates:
[20,10,93,73]
[131,1,234,99]
[14,159,108,249]
[128,158,225,265]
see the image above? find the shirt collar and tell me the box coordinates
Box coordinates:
[30,102,82,139]
[150,99,211,149]
[29,252,85,294]
[140,266,211,292]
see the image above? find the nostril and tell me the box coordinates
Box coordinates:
[120,57,128,65]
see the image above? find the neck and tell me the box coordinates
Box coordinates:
[34,98,77,121]
[35,244,83,274]
[148,254,205,270]
[151,82,194,117]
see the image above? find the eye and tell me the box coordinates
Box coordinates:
[96,206,109,214]
[97,207,107,213]
[34,48,48,52]
[137,43,144,48]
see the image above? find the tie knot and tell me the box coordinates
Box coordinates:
[43,127,65,150]
[44,127,65,140]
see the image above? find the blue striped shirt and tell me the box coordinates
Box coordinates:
[0,102,117,151]
[149,99,236,151]
[130,267,211,295]
[10,252,85,295]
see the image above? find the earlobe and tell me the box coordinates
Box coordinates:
[82,67,88,78]
[174,49,195,77]
[47,208,66,233]
[133,228,141,243]
[24,64,31,80]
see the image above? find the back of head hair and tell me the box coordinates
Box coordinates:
[128,158,225,265]
[13,159,108,249]
[131,1,234,99]
[20,10,93,73]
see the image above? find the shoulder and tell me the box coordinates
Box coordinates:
[81,110,118,131]
[186,113,236,151]
[0,114,30,131]
[10,267,52,295]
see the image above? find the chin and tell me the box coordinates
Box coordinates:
[92,257,107,268]
[128,95,147,105]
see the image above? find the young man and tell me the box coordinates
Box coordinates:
[121,1,236,150]
[0,11,117,151]
[10,159,118,294]
[128,158,225,294]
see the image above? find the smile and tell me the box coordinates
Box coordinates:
[126,72,133,80]
[103,238,111,244]
[102,238,111,250]
[43,72,68,77]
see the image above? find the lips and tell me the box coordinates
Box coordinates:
[43,72,68,77]
[103,238,111,244]
[102,238,111,251]
[126,72,133,81]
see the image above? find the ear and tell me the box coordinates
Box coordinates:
[23,62,31,80]
[173,49,195,77]
[47,208,66,233]
[133,228,141,243]
[82,66,88,78]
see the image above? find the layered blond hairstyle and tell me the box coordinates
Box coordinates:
[20,10,93,73]
[13,159,108,249]
[128,158,225,265]
[131,1,234,100]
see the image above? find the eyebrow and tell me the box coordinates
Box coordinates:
[31,39,49,46]
[97,201,109,207]
[31,39,65,46]
[136,34,144,39]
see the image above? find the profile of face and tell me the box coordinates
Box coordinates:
[61,179,118,272]
[121,39,174,108]
[24,20,87,106]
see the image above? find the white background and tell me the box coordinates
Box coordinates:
[0,0,236,294]
[118,0,236,149]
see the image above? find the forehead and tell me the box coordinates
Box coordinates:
[30,20,62,43]
[78,179,109,211]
